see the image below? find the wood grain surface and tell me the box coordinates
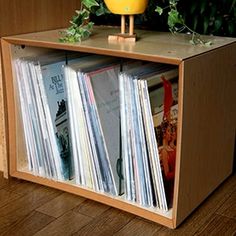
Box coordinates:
[0,172,235,235]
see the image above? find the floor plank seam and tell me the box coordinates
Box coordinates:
[70,215,99,236]
[215,212,236,221]
[0,209,37,235]
[112,216,136,235]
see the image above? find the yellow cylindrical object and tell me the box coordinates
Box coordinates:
[104,0,148,15]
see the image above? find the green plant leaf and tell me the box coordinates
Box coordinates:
[59,7,94,43]
[214,17,223,32]
[193,16,198,31]
[200,1,207,14]
[203,17,209,34]
[82,0,99,10]
[168,9,184,29]
[86,22,94,30]
[155,6,163,15]
[190,3,197,14]
[169,0,178,6]
[95,3,108,16]
[189,39,195,45]
[228,22,235,35]
[204,41,213,46]
[73,9,90,26]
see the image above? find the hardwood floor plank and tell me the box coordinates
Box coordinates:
[0,216,15,235]
[73,199,110,218]
[114,217,162,236]
[216,190,236,220]
[0,169,235,235]
[34,210,92,236]
[194,214,236,236]
[153,175,236,235]
[36,192,86,218]
[73,208,135,236]
[1,211,55,236]
[0,173,8,189]
[0,189,21,208]
[0,186,61,234]
[3,179,39,195]
[0,174,21,190]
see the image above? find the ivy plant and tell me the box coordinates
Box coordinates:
[60,0,109,42]
[155,0,212,45]
[60,0,212,45]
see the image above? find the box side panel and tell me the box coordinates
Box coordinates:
[1,39,16,177]
[0,50,7,175]
[175,43,236,226]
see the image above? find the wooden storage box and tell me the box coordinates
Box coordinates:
[1,27,235,228]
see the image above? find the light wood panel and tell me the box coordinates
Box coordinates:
[0,51,6,173]
[3,28,236,65]
[1,40,16,176]
[175,43,236,226]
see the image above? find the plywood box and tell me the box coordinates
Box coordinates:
[1,27,236,228]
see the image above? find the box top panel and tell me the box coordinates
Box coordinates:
[3,26,236,65]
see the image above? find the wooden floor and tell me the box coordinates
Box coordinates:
[0,172,235,236]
